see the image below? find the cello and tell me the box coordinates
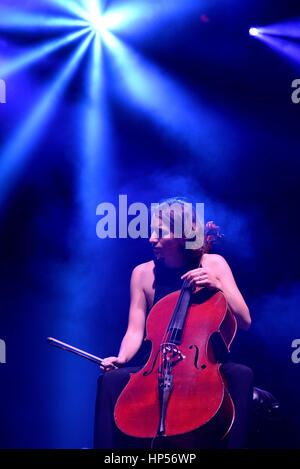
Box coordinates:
[114,277,237,445]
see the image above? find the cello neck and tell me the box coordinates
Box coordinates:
[166,278,192,345]
[166,257,203,344]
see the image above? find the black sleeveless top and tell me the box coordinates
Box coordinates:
[130,256,201,366]
[152,257,200,308]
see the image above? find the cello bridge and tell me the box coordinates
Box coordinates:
[160,343,184,367]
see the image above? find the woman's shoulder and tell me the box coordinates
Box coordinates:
[132,260,155,276]
[201,253,228,267]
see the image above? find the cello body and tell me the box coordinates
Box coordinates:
[114,287,237,440]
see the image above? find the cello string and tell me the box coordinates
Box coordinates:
[168,256,201,343]
[168,278,190,343]
[158,286,184,373]
[156,261,202,431]
[156,281,190,425]
[166,290,183,344]
[158,277,191,374]
[168,278,187,332]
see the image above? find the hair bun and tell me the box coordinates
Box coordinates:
[204,221,224,252]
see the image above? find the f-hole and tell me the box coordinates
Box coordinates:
[189,345,206,370]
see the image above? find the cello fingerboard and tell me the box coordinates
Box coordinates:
[167,279,192,344]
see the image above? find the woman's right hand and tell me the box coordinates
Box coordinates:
[100,356,127,372]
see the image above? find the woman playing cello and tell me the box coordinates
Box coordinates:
[94,199,253,449]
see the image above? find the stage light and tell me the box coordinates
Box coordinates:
[84,0,105,32]
[249,27,260,37]
[90,16,105,33]
[248,18,300,68]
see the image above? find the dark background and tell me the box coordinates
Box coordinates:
[0,0,299,448]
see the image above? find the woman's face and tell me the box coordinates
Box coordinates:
[149,216,184,259]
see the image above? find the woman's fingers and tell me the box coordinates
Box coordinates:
[182,268,219,291]
[182,269,207,287]
[100,364,118,371]
[100,356,119,372]
[181,269,206,279]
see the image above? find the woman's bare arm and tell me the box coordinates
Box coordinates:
[101,264,147,370]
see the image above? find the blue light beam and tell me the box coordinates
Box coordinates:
[44,0,90,24]
[0,27,91,79]
[78,29,112,231]
[257,17,300,39]
[249,18,300,68]
[99,0,208,34]
[85,0,104,32]
[102,31,237,166]
[45,0,105,30]
[83,32,103,165]
[259,35,300,67]
[250,30,300,69]
[0,8,88,30]
[0,31,94,212]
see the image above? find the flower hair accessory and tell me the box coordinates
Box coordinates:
[203,221,224,253]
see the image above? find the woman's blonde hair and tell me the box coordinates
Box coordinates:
[151,197,223,258]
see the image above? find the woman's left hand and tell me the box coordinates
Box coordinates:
[181,267,221,291]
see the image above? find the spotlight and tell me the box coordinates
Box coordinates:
[249,27,260,37]
[90,16,105,32]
